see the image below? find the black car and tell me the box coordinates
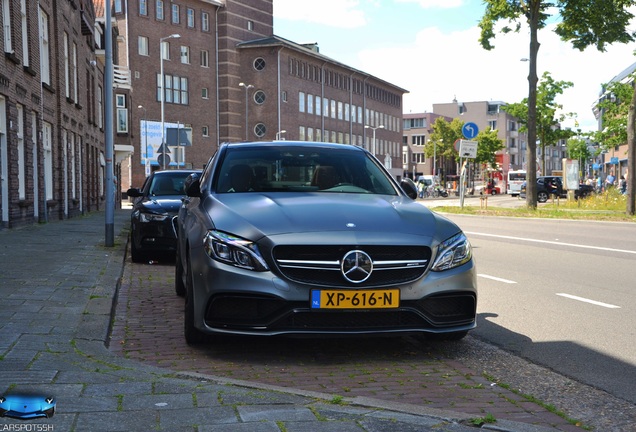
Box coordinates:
[520,176,592,202]
[175,141,477,344]
[127,169,201,263]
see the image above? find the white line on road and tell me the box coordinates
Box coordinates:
[465,231,636,255]
[556,293,621,309]
[478,274,517,284]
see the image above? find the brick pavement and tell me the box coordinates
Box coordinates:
[110,254,583,431]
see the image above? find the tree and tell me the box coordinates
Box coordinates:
[474,128,505,168]
[566,136,593,179]
[425,117,464,177]
[592,72,636,213]
[503,71,575,174]
[479,0,636,210]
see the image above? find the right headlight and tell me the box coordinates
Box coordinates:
[431,232,472,271]
[204,230,269,271]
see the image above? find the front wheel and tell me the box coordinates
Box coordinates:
[537,191,549,203]
[184,256,205,345]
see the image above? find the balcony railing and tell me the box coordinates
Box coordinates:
[113,65,131,88]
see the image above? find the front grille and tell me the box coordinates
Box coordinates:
[273,245,431,287]
[203,294,475,333]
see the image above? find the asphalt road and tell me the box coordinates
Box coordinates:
[437,203,636,404]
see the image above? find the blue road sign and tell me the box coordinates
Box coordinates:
[462,122,479,139]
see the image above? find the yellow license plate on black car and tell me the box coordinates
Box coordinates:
[311,289,399,309]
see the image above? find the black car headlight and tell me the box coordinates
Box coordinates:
[204,230,269,271]
[136,210,169,223]
[431,233,472,271]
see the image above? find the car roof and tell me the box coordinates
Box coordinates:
[221,141,366,153]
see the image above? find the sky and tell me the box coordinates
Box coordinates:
[272,0,636,133]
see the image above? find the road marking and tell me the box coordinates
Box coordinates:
[465,232,636,255]
[556,293,620,309]
[478,274,517,284]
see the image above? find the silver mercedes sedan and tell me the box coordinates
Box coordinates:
[175,141,477,344]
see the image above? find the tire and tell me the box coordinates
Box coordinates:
[537,191,548,203]
[175,246,186,297]
[184,255,205,345]
[491,189,497,195]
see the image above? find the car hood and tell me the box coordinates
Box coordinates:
[136,196,183,214]
[206,192,459,243]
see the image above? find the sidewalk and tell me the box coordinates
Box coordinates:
[0,209,560,431]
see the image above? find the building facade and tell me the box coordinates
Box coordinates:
[402,112,453,180]
[119,0,407,190]
[0,0,109,229]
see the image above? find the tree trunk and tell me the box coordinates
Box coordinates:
[525,1,541,209]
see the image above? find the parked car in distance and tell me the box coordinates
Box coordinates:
[127,169,201,263]
[520,176,594,202]
[175,141,477,345]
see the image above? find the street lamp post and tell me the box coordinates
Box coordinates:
[364,124,384,156]
[137,105,149,176]
[239,82,254,141]
[160,33,180,170]
[275,130,286,140]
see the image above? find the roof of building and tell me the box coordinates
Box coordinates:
[237,35,409,94]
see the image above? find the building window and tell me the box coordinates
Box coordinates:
[20,0,28,67]
[138,36,149,55]
[253,90,265,105]
[43,122,53,200]
[281,91,287,103]
[315,95,321,116]
[337,101,343,120]
[64,32,70,98]
[411,135,425,145]
[200,49,209,67]
[254,57,265,71]
[157,74,189,105]
[187,8,194,27]
[247,20,254,31]
[307,94,313,114]
[73,42,78,102]
[17,104,25,199]
[180,46,190,64]
[201,12,209,31]
[298,91,305,113]
[39,7,50,85]
[508,120,517,131]
[254,123,266,137]
[114,0,123,13]
[161,41,171,60]
[139,0,147,16]
[201,87,208,99]
[2,0,13,53]
[97,85,103,128]
[171,4,179,24]
[488,120,497,130]
[330,99,336,119]
[156,0,164,20]
[116,94,128,133]
[202,126,209,137]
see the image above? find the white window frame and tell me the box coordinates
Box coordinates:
[201,12,209,31]
[139,0,147,16]
[64,32,70,98]
[17,104,25,199]
[180,45,190,64]
[200,49,209,68]
[43,122,53,200]
[2,0,13,53]
[116,94,128,133]
[20,0,28,67]
[156,0,164,20]
[138,36,148,56]
[171,4,179,24]
[72,42,78,102]
[201,87,208,99]
[187,7,194,28]
[39,7,50,85]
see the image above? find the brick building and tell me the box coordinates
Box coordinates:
[0,0,108,228]
[119,0,407,190]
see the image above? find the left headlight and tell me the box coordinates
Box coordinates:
[431,232,472,271]
[204,230,269,271]
[137,211,169,223]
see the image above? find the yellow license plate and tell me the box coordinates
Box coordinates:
[311,289,399,309]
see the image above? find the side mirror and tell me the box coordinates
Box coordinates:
[400,178,418,200]
[126,188,142,198]
[184,173,202,197]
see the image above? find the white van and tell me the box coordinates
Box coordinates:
[416,175,440,186]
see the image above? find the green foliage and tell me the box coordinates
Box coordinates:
[474,128,504,168]
[591,76,634,151]
[425,117,464,160]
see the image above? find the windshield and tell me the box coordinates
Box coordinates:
[149,173,192,196]
[214,145,398,195]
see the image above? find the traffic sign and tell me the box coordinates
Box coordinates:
[462,122,479,139]
[459,140,478,158]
